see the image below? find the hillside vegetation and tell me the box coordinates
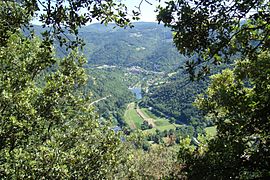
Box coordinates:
[80,22,185,72]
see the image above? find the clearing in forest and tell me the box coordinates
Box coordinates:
[124,103,182,132]
[124,103,144,129]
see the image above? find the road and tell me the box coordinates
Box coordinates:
[136,105,156,127]
[89,95,111,106]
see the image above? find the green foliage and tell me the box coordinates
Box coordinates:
[141,121,153,130]
[78,1,270,178]
[0,33,54,151]
[157,0,270,79]
[177,52,270,179]
[12,0,137,49]
[155,1,270,178]
[126,145,179,179]
[204,126,217,137]
[0,0,146,178]
[0,1,187,179]
[0,33,131,178]
[0,1,31,46]
[5,0,270,178]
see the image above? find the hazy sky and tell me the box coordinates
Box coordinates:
[123,0,160,22]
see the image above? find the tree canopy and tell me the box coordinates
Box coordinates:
[156,0,270,178]
[1,0,139,49]
[157,0,270,79]
[188,52,270,179]
[0,0,138,178]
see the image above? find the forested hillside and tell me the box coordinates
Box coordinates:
[141,63,230,133]
[142,70,208,126]
[33,22,184,72]
[80,22,184,72]
[85,67,137,124]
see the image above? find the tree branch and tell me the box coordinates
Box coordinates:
[136,0,153,11]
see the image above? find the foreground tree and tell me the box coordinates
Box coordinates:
[0,0,141,178]
[187,52,270,179]
[157,0,270,79]
[0,30,133,179]
[156,0,270,178]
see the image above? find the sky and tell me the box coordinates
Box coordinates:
[123,0,160,22]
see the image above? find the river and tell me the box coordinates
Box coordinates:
[129,87,142,100]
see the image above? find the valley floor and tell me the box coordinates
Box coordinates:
[124,102,182,133]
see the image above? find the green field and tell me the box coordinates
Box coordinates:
[204,126,217,137]
[124,103,144,129]
[124,103,182,132]
[154,119,171,126]
[144,124,182,134]
[141,108,157,119]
